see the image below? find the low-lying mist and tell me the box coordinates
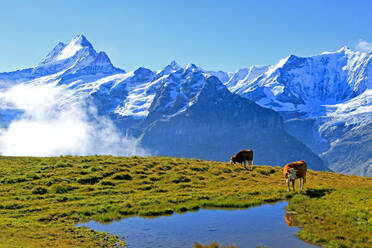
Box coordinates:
[0,82,148,157]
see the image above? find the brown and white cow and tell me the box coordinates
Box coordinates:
[230,149,254,170]
[283,160,307,192]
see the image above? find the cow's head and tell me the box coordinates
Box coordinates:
[286,168,297,183]
[230,156,236,164]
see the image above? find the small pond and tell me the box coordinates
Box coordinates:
[76,201,318,248]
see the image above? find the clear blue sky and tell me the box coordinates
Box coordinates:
[1,0,372,72]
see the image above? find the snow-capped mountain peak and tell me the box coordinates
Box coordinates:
[184,63,199,73]
[39,34,96,66]
[0,35,125,88]
[337,45,350,52]
[158,60,181,73]
[70,34,93,47]
[225,46,372,115]
[153,60,182,81]
[56,35,86,61]
[319,46,351,56]
[169,60,181,69]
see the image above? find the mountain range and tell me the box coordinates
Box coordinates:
[1,35,371,175]
[218,47,372,176]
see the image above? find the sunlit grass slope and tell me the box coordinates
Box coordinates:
[0,156,370,247]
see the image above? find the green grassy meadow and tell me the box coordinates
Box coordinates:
[0,156,370,247]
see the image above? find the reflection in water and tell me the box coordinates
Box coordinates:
[76,201,318,248]
[285,211,301,227]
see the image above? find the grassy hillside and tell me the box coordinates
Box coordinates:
[0,156,370,247]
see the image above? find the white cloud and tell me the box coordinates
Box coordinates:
[356,39,372,53]
[0,83,148,156]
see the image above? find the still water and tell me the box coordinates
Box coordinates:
[76,201,318,248]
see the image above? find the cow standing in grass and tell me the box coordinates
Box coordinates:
[283,160,307,192]
[230,150,254,170]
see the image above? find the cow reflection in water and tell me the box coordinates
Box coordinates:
[285,211,301,227]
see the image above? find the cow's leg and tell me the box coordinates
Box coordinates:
[249,160,253,170]
[300,178,305,190]
[302,178,305,189]
[244,161,247,170]
[292,180,295,192]
[287,179,290,192]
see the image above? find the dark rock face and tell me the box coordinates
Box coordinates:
[320,121,372,176]
[283,117,330,154]
[136,75,326,170]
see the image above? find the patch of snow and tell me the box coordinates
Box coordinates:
[271,85,284,96]
[325,89,372,117]
[56,42,83,61]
